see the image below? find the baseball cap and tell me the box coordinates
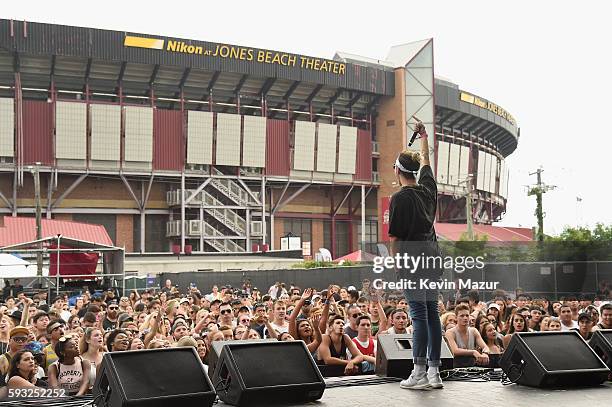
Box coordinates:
[172,318,189,332]
[578,312,592,322]
[488,303,501,311]
[10,326,30,338]
[117,313,134,325]
[8,310,22,322]
[179,298,190,305]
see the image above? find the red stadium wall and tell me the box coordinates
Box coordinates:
[355,129,372,181]
[23,100,54,165]
[265,119,290,176]
[153,109,184,171]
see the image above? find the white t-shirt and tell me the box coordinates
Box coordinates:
[560,320,578,331]
[264,321,289,337]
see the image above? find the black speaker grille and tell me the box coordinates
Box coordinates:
[111,349,210,399]
[601,331,612,345]
[229,342,320,388]
[522,334,602,371]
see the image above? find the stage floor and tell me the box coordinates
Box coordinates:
[0,377,609,407]
[222,379,612,407]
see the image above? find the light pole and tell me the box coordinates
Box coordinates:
[459,174,475,240]
[28,162,43,278]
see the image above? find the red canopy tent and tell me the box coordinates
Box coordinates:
[334,250,377,263]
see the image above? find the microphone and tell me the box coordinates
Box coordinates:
[409,116,423,147]
[408,130,419,147]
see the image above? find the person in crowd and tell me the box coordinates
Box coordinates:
[318,316,369,375]
[0,326,30,378]
[445,305,490,367]
[267,300,289,336]
[529,306,543,331]
[593,303,612,330]
[368,294,387,336]
[0,315,11,354]
[548,317,562,331]
[218,302,235,329]
[503,313,529,348]
[343,305,362,339]
[539,316,551,331]
[80,327,105,389]
[440,312,457,332]
[574,312,594,340]
[558,304,578,331]
[43,319,66,372]
[5,350,47,391]
[379,309,409,335]
[102,301,120,331]
[48,335,90,396]
[352,315,376,366]
[32,311,50,339]
[106,329,129,352]
[289,289,322,356]
[480,323,503,368]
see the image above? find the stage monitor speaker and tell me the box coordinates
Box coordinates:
[500,331,610,388]
[211,341,325,406]
[93,348,216,407]
[589,329,612,370]
[208,339,274,380]
[375,334,453,378]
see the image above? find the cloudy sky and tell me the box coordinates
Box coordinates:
[5,1,611,235]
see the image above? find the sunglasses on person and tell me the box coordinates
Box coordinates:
[220,309,233,315]
[12,336,28,343]
[352,313,362,319]
[108,306,119,310]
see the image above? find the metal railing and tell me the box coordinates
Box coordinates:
[210,168,252,206]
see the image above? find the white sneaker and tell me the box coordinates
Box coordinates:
[427,372,443,389]
[400,372,431,390]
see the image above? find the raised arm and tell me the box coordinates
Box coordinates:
[414,121,430,167]
[290,288,312,339]
[143,312,160,348]
[318,288,334,334]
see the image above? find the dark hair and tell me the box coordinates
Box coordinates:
[601,303,612,313]
[106,329,128,352]
[8,350,35,381]
[134,303,145,313]
[480,322,503,350]
[507,313,528,335]
[83,312,97,324]
[328,315,345,327]
[54,336,75,364]
[87,304,101,314]
[390,308,408,319]
[467,290,480,304]
[348,290,359,301]
[396,150,421,180]
[356,315,371,326]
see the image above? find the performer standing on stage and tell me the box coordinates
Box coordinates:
[388,121,444,390]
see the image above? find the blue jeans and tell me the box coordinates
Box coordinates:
[408,300,442,367]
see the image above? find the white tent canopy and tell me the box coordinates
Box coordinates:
[0,253,49,278]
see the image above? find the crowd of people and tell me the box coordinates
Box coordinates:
[0,277,610,398]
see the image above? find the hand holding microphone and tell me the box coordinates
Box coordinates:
[408,116,428,147]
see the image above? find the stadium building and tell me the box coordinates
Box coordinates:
[0,19,520,259]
